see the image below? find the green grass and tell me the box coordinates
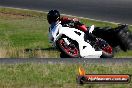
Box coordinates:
[0,7,60,58]
[0,7,131,58]
[0,63,131,88]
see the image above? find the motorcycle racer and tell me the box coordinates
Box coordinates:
[47,10,96,46]
[47,10,104,58]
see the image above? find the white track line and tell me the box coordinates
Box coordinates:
[0,6,131,26]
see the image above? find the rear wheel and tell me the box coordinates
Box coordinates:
[101,45,113,58]
[57,38,80,58]
[96,39,114,58]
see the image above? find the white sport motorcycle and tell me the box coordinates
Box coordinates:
[53,25,113,58]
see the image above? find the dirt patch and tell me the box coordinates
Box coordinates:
[0,12,34,19]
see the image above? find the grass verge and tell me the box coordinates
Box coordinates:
[0,7,131,58]
[0,63,132,88]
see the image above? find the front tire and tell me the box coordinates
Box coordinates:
[57,37,80,58]
[60,52,70,58]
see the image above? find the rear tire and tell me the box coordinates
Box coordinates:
[96,38,114,58]
[101,51,114,58]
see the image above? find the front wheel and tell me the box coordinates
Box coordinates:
[57,37,80,58]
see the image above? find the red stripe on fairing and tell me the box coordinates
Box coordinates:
[77,25,88,32]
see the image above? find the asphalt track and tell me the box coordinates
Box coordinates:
[0,0,132,24]
[0,58,132,64]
